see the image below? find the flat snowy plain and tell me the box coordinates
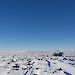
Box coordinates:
[0,51,75,75]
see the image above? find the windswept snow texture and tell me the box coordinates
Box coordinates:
[0,51,75,75]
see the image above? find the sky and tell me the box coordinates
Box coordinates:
[0,0,75,50]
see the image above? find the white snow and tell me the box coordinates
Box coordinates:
[0,51,75,75]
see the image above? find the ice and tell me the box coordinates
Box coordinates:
[0,51,75,75]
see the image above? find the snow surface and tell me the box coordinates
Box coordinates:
[0,51,75,75]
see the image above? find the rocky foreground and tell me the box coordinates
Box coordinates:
[0,51,75,75]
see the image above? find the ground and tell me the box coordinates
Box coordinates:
[0,51,75,75]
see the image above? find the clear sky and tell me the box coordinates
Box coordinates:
[0,0,75,50]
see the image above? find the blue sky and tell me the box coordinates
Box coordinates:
[0,0,75,50]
